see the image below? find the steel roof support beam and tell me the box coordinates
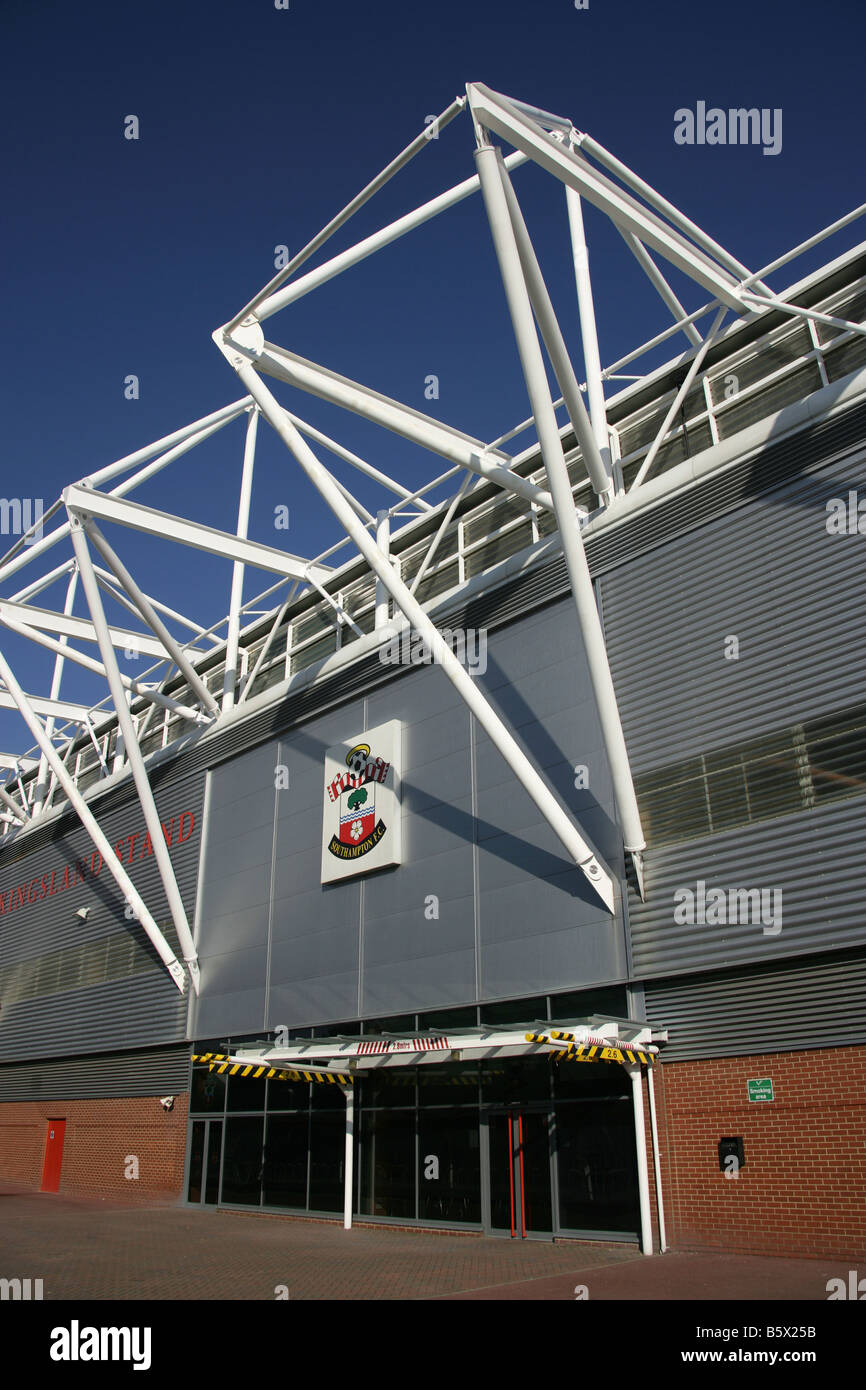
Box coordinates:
[248,151,529,324]
[236,591,297,705]
[31,564,79,815]
[495,157,611,500]
[0,609,207,724]
[564,186,613,487]
[0,402,251,589]
[0,755,38,772]
[223,409,259,712]
[409,470,476,598]
[77,519,221,719]
[475,143,646,868]
[285,410,434,512]
[0,598,167,661]
[63,484,331,586]
[229,357,616,914]
[575,129,767,290]
[0,645,187,993]
[93,566,216,648]
[0,690,90,721]
[69,520,200,993]
[617,227,703,347]
[739,289,866,338]
[230,95,468,330]
[628,305,728,491]
[234,337,557,514]
[0,782,29,823]
[467,83,747,310]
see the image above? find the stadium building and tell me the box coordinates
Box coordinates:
[1,86,864,1259]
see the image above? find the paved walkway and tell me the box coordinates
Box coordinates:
[0,1188,850,1301]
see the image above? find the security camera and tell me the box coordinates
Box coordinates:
[75,907,90,921]
[159,1096,175,1111]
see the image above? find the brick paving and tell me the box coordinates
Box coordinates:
[0,1187,849,1301]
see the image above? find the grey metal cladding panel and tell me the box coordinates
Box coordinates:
[629,795,866,977]
[268,923,360,990]
[645,951,866,1060]
[0,1045,191,1102]
[365,664,463,733]
[267,976,359,1032]
[481,913,627,999]
[0,971,187,1062]
[362,950,477,1017]
[602,453,866,771]
[364,846,473,919]
[192,988,269,1040]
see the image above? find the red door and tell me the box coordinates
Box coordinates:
[40,1119,66,1192]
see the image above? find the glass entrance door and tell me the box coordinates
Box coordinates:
[186,1119,223,1205]
[488,1108,552,1237]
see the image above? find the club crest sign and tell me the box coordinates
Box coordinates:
[321,721,402,883]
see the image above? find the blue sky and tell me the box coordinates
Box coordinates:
[1,0,864,752]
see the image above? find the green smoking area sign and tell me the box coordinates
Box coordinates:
[747,1077,774,1102]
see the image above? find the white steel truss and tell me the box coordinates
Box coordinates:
[2,84,864,986]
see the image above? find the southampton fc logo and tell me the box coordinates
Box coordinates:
[326,741,389,862]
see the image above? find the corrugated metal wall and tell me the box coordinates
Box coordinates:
[645,950,866,1060]
[601,450,866,771]
[0,774,204,1061]
[0,1044,191,1102]
[627,797,865,976]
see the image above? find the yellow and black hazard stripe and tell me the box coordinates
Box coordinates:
[192,1053,353,1085]
[524,1035,654,1067]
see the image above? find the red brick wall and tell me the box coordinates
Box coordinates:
[0,1093,189,1201]
[641,1045,866,1260]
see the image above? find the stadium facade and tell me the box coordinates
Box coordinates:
[1,87,864,1259]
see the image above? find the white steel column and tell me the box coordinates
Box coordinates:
[343,1085,355,1230]
[646,1063,668,1253]
[33,564,79,814]
[227,357,615,913]
[475,143,645,861]
[496,161,611,501]
[68,520,201,992]
[374,512,390,629]
[223,408,259,710]
[628,1064,654,1256]
[0,647,187,993]
[565,183,611,478]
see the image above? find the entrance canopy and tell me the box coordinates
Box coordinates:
[208,1016,658,1075]
[190,1015,665,1251]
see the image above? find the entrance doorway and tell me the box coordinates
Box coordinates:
[40,1118,66,1192]
[186,1120,223,1205]
[488,1107,553,1237]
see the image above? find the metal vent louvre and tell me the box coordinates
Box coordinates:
[707,324,812,405]
[0,1044,191,1102]
[716,362,823,439]
[824,335,866,382]
[645,950,866,1060]
[0,971,188,1062]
